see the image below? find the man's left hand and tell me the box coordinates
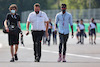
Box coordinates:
[72,32,74,38]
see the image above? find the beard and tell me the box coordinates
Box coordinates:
[35,11,39,14]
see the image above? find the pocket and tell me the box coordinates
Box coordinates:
[38,17,44,23]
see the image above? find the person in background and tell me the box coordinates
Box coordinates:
[88,18,97,44]
[52,23,57,45]
[47,19,52,46]
[77,19,87,44]
[4,4,22,62]
[76,20,80,44]
[55,4,74,62]
[88,24,91,44]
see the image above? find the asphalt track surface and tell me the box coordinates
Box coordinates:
[0,30,100,67]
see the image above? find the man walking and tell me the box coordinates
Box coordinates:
[55,4,74,62]
[26,3,49,62]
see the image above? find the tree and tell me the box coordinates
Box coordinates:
[60,0,100,9]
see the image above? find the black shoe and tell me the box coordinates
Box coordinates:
[91,42,93,45]
[34,59,40,62]
[77,41,80,44]
[14,54,18,61]
[10,58,14,62]
[94,42,96,44]
[81,42,84,44]
[34,57,40,62]
[89,42,91,44]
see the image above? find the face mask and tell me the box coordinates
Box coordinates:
[62,9,66,12]
[35,11,39,14]
[11,10,15,14]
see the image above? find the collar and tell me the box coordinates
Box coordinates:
[34,11,41,15]
[61,11,67,15]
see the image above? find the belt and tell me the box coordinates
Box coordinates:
[31,30,44,32]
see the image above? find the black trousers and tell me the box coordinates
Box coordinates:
[59,33,69,55]
[31,30,44,60]
[80,30,84,43]
[47,29,52,45]
[53,31,57,44]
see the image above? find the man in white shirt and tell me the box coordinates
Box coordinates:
[26,3,49,62]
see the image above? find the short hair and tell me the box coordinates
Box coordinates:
[9,4,18,11]
[34,3,40,7]
[91,18,94,21]
[76,20,79,22]
[61,4,67,7]
[80,19,83,21]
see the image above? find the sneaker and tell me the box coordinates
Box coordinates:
[14,54,18,61]
[10,58,14,62]
[57,54,62,62]
[34,57,40,62]
[34,59,40,62]
[77,41,80,44]
[58,57,62,62]
[81,42,84,44]
[91,42,93,45]
[94,41,96,44]
[62,55,66,62]
[62,59,66,62]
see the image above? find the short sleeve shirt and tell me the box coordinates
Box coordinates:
[90,22,97,30]
[27,11,49,31]
[6,13,20,27]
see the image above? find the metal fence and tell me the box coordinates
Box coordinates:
[21,9,100,23]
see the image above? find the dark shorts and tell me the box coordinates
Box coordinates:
[8,33,19,46]
[76,32,80,37]
[80,30,87,37]
[88,31,91,36]
[48,29,52,36]
[90,29,96,36]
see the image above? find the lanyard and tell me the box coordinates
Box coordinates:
[62,13,66,26]
[11,15,17,19]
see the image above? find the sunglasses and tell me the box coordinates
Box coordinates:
[61,7,66,8]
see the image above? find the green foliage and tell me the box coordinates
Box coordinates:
[0,0,100,28]
[0,0,57,28]
[60,0,100,9]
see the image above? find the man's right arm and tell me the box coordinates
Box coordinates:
[4,20,9,32]
[55,14,59,29]
[26,13,31,35]
[26,22,30,35]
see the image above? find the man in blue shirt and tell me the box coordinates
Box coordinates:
[55,4,74,62]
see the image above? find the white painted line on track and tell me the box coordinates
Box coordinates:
[0,43,3,48]
[20,47,100,60]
